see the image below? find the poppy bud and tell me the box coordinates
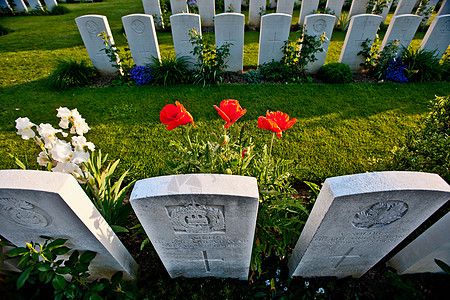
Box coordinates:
[218,135,229,146]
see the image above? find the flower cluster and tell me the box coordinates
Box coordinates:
[187,0,197,6]
[384,59,408,83]
[15,107,95,181]
[129,66,153,86]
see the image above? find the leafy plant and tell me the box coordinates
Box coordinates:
[50,5,71,15]
[317,62,353,83]
[416,0,435,26]
[189,29,232,86]
[6,238,137,299]
[358,37,400,80]
[83,150,135,233]
[401,47,443,82]
[382,95,450,182]
[384,59,408,83]
[435,259,450,274]
[48,59,99,90]
[243,69,263,84]
[129,66,153,85]
[148,54,191,85]
[367,0,391,15]
[337,10,350,31]
[0,24,14,36]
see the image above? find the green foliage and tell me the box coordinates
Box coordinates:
[243,69,263,84]
[189,29,232,86]
[435,259,450,274]
[6,238,137,299]
[318,62,353,83]
[401,47,443,82]
[148,54,191,85]
[0,24,14,36]
[367,0,391,15]
[83,150,135,233]
[50,5,71,15]
[416,0,435,26]
[337,11,350,31]
[358,37,400,80]
[258,61,297,83]
[383,95,450,182]
[48,59,98,90]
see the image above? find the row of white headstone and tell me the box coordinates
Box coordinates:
[75,12,450,75]
[1,170,449,280]
[143,0,450,28]
[0,0,57,13]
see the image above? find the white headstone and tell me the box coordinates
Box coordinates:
[249,0,266,27]
[0,0,13,13]
[28,0,44,11]
[142,0,164,28]
[339,14,382,72]
[171,0,189,14]
[288,171,450,278]
[130,174,259,279]
[393,0,416,17]
[268,0,277,8]
[380,14,422,53]
[198,0,215,27]
[438,0,450,15]
[11,0,27,12]
[258,13,292,66]
[215,13,245,72]
[375,0,394,23]
[325,0,345,24]
[277,0,295,16]
[225,0,241,13]
[298,0,319,25]
[75,15,120,74]
[418,14,450,60]
[349,0,370,17]
[304,14,336,73]
[42,0,57,11]
[415,0,438,25]
[170,13,201,69]
[122,14,161,66]
[388,212,450,274]
[0,170,138,280]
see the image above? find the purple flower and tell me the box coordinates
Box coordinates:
[130,66,153,85]
[385,59,408,83]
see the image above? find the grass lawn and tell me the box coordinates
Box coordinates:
[0,1,449,298]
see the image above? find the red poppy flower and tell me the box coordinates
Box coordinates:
[257,111,297,137]
[160,101,195,130]
[213,99,247,129]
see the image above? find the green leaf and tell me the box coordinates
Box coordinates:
[47,238,68,250]
[80,251,97,264]
[56,266,71,274]
[36,262,51,272]
[52,246,70,256]
[89,293,104,300]
[91,282,106,292]
[67,250,79,267]
[111,225,129,233]
[17,267,32,289]
[52,275,67,290]
[7,247,28,257]
[435,259,450,274]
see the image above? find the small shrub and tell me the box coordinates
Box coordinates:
[148,54,191,85]
[243,69,263,84]
[48,59,98,90]
[358,37,400,80]
[0,24,13,36]
[317,63,353,83]
[384,59,408,83]
[382,95,450,182]
[401,47,443,82]
[258,61,292,83]
[50,5,71,15]
[337,11,350,31]
[129,66,154,85]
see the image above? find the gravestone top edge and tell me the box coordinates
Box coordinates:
[0,169,76,192]
[262,12,292,18]
[122,13,154,19]
[305,13,337,20]
[325,171,450,198]
[170,13,201,19]
[351,13,383,20]
[131,174,259,200]
[75,14,107,21]
[215,12,245,17]
[392,13,423,19]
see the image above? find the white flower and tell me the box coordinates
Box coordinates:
[49,140,72,163]
[265,280,270,286]
[305,281,310,287]
[56,107,71,129]
[70,151,90,165]
[70,109,90,136]
[52,161,79,175]
[15,117,35,140]
[37,123,62,149]
[316,287,325,294]
[72,136,95,152]
[37,151,51,167]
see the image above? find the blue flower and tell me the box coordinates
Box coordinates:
[384,59,408,83]
[187,0,197,6]
[130,66,154,85]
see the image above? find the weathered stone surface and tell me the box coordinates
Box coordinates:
[338,14,382,72]
[258,13,292,66]
[418,14,450,60]
[249,0,266,27]
[0,170,137,281]
[277,0,295,15]
[388,212,450,274]
[122,14,161,66]
[215,13,245,72]
[11,0,28,12]
[224,0,241,13]
[304,14,336,73]
[130,174,259,280]
[28,0,44,11]
[325,0,345,24]
[142,0,164,28]
[75,15,120,74]
[42,0,57,11]
[393,0,416,17]
[380,14,422,53]
[288,171,450,278]
[198,0,215,27]
[170,0,188,14]
[299,0,319,25]
[348,0,370,17]
[170,13,201,69]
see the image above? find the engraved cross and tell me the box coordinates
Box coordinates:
[329,247,361,269]
[189,250,224,273]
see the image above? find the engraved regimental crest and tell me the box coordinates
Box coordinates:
[0,198,51,228]
[352,201,408,229]
[168,201,225,233]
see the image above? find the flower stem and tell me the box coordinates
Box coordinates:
[269,132,275,157]
[185,124,193,150]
